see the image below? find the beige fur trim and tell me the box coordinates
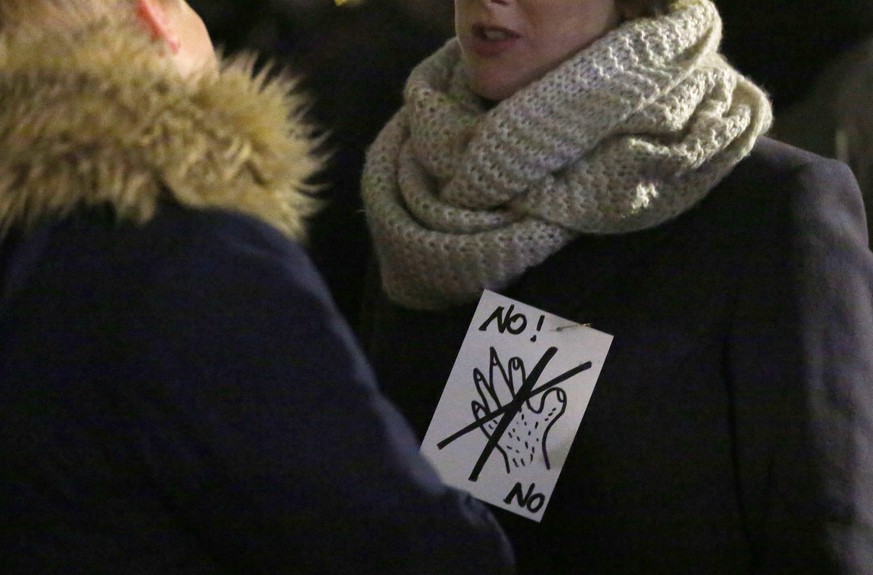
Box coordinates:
[0,13,321,240]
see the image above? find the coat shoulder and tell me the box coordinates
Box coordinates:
[724,136,865,208]
[729,136,856,184]
[711,137,866,240]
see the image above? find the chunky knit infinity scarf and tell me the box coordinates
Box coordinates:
[362,0,772,310]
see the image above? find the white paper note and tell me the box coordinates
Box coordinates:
[421,290,613,522]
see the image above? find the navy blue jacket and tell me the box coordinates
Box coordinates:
[364,138,873,574]
[0,205,514,574]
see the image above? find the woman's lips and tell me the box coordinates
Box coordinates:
[469,23,521,57]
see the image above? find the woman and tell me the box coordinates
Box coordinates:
[362,0,873,572]
[0,1,514,573]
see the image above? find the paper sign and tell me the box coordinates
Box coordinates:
[421,290,613,522]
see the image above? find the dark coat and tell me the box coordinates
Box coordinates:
[295,2,453,329]
[0,205,514,574]
[363,138,873,574]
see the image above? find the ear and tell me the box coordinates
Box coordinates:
[136,0,181,54]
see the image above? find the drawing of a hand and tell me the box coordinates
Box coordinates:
[471,348,567,473]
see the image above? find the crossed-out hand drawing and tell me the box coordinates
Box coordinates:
[472,348,567,473]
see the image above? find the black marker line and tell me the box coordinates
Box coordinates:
[466,347,557,482]
[437,359,592,450]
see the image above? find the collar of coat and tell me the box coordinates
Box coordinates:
[0,13,321,240]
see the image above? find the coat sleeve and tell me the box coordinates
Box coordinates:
[120,213,515,575]
[730,157,873,574]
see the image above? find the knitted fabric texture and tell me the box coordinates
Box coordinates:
[362,0,772,310]
[0,10,320,240]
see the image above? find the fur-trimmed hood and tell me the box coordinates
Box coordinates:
[0,11,321,240]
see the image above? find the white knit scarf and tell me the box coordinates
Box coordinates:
[362,0,772,310]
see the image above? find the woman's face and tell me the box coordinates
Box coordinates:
[455,0,622,101]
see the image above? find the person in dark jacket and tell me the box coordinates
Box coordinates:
[0,1,514,573]
[360,0,873,572]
